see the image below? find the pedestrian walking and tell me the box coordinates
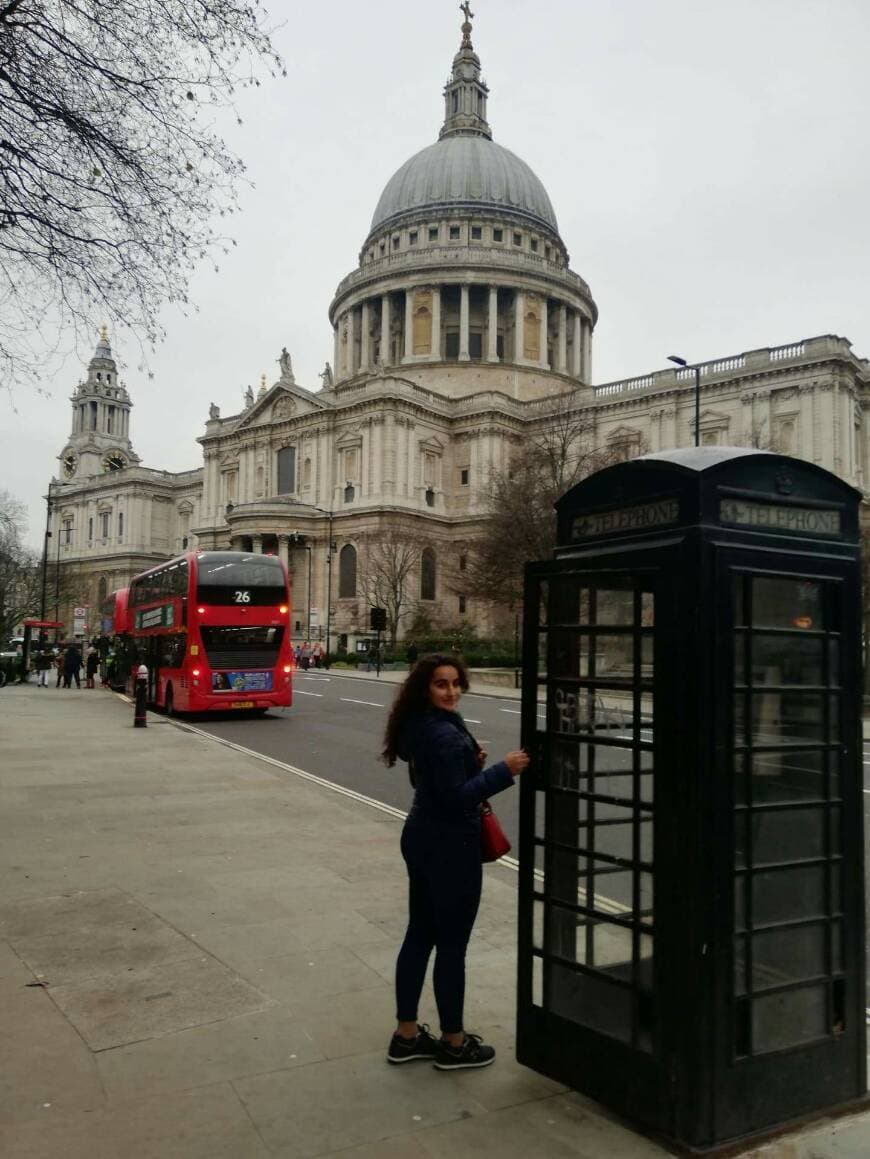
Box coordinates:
[63,644,82,689]
[35,649,52,687]
[300,642,311,671]
[382,653,529,1070]
[312,642,322,668]
[85,645,99,689]
[54,649,65,688]
[405,642,419,668]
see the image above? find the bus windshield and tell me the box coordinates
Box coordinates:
[196,554,286,605]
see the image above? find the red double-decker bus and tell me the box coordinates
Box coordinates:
[127,551,293,715]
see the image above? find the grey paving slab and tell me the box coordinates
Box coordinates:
[0,887,143,940]
[0,982,105,1125]
[412,1091,677,1158]
[233,1050,489,1158]
[0,937,29,981]
[233,944,387,1009]
[48,953,275,1050]
[0,1082,271,1159]
[291,981,397,1060]
[96,1006,324,1101]
[12,912,203,987]
[743,1111,870,1157]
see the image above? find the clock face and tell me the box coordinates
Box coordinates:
[62,452,78,478]
[103,452,126,472]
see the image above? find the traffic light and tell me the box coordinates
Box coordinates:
[370,606,387,631]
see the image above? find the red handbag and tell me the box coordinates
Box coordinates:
[480,800,511,862]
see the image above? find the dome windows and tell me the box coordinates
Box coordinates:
[449,224,461,240]
[471,225,482,240]
[428,226,439,242]
[493,228,503,243]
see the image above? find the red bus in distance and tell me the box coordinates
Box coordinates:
[127,551,292,715]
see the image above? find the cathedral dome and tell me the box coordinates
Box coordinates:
[370,135,559,236]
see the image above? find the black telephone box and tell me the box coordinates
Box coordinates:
[516,448,866,1152]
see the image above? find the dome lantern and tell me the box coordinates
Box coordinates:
[439,3,492,142]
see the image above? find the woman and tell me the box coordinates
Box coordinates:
[382,654,529,1070]
[85,645,99,689]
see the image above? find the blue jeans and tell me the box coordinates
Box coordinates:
[395,823,482,1034]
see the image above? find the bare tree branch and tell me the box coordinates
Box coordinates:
[0,0,283,393]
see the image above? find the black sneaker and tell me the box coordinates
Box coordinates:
[386,1023,439,1064]
[433,1033,495,1070]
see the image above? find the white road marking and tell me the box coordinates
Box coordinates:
[340,697,385,708]
[464,718,482,724]
[500,708,521,715]
[294,690,323,697]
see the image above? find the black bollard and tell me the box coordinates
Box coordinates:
[133,672,148,728]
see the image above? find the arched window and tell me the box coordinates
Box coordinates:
[277,446,296,494]
[338,544,357,599]
[302,457,312,487]
[420,547,436,601]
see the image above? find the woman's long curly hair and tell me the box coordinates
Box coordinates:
[382,653,470,766]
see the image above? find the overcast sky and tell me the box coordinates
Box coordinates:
[5,0,870,548]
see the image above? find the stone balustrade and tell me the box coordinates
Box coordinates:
[332,243,592,302]
[592,336,860,400]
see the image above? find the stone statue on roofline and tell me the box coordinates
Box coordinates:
[208,402,220,420]
[244,385,254,408]
[279,347,295,383]
[319,361,334,388]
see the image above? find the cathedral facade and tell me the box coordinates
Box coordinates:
[49,14,870,648]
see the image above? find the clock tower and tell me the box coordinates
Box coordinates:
[59,327,140,481]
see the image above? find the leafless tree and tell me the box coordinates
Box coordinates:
[0,0,282,394]
[359,532,424,646]
[461,394,644,605]
[0,490,40,640]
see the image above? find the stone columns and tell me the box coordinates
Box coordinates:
[572,312,583,377]
[251,534,263,553]
[403,289,414,363]
[514,291,525,363]
[582,318,592,382]
[487,287,499,362]
[557,303,568,373]
[459,284,470,361]
[333,325,340,378]
[277,534,289,569]
[431,286,442,359]
[360,301,371,371]
[350,309,359,376]
[539,298,549,369]
[381,293,391,366]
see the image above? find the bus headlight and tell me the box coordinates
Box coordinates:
[279,605,288,614]
[283,665,292,673]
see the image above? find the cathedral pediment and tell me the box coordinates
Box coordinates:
[235,383,328,431]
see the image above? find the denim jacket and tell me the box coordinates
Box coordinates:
[400,708,514,834]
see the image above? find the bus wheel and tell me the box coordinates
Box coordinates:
[164,686,175,717]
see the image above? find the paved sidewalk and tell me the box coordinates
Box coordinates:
[1,683,868,1158]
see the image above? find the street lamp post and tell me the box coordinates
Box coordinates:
[54,523,75,641]
[667,354,701,448]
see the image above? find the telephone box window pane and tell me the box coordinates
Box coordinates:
[750,750,826,803]
[828,639,840,686]
[733,575,748,626]
[592,921,633,969]
[753,578,823,631]
[533,900,544,950]
[752,985,828,1053]
[641,592,654,625]
[735,877,747,932]
[734,935,748,995]
[751,924,827,990]
[751,635,825,687]
[547,963,633,1042]
[595,587,635,626]
[753,865,827,924]
[749,692,826,745]
[751,807,826,865]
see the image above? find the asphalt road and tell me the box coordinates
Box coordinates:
[190,670,531,848]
